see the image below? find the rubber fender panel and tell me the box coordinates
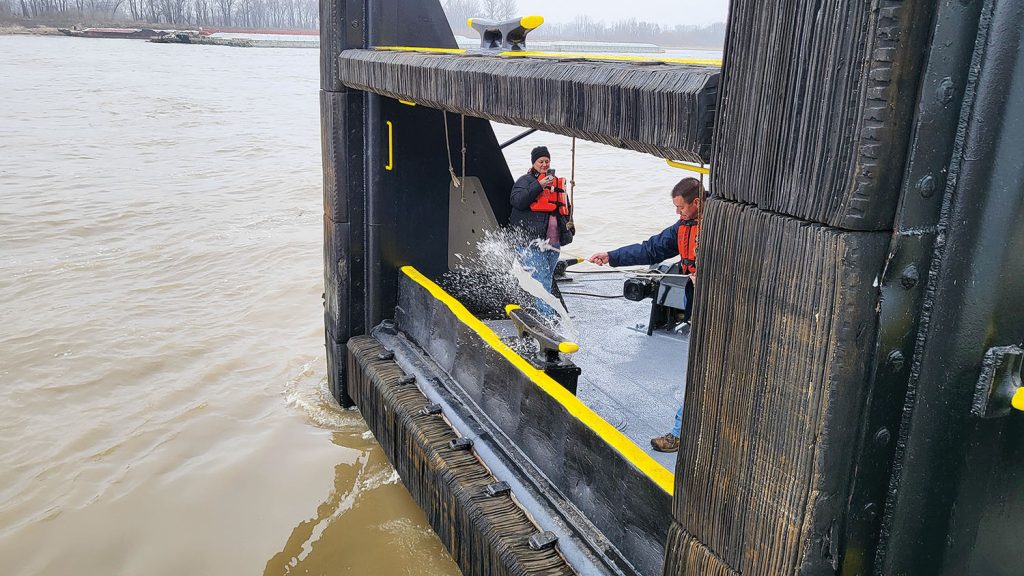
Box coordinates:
[320,90,364,223]
[323,216,350,336]
[324,325,348,406]
[338,50,719,163]
[346,335,576,576]
[672,200,888,574]
[319,0,365,91]
[711,0,935,230]
[395,272,671,576]
[662,521,737,576]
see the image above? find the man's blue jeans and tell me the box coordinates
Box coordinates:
[671,406,683,437]
[518,245,560,316]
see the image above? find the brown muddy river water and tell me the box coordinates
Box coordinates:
[0,35,715,575]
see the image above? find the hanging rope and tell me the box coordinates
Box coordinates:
[699,168,706,222]
[567,136,577,233]
[460,113,467,202]
[442,110,460,189]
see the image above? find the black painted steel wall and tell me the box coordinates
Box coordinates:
[876,1,1024,573]
[321,0,514,403]
[321,0,366,404]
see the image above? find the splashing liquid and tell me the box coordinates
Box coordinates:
[444,229,576,338]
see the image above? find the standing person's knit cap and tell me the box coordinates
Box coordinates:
[531,146,550,163]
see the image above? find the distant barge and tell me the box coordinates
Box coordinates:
[57,27,168,39]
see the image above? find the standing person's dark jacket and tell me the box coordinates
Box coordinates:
[509,171,574,246]
[608,220,689,267]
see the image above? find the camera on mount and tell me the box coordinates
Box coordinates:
[621,262,692,335]
[623,276,659,302]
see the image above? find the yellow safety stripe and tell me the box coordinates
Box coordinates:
[373,45,722,67]
[520,15,545,30]
[401,265,675,494]
[666,159,710,174]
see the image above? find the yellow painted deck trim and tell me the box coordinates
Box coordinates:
[666,159,710,174]
[520,15,545,29]
[372,46,722,67]
[401,265,675,495]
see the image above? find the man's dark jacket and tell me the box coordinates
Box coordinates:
[509,172,573,246]
[608,220,688,267]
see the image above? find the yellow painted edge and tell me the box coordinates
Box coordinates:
[666,159,710,174]
[373,46,721,67]
[384,120,393,171]
[504,303,521,314]
[401,265,675,494]
[520,15,544,29]
[1012,387,1024,412]
[501,51,722,66]
[376,45,467,55]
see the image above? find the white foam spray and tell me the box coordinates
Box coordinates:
[445,228,576,338]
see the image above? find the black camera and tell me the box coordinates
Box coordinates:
[623,276,659,301]
[622,263,693,335]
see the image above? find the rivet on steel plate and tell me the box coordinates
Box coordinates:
[449,437,473,451]
[937,77,955,104]
[862,502,878,520]
[485,481,511,497]
[917,174,937,198]
[873,427,891,446]
[900,265,919,289]
[377,350,395,360]
[887,350,905,371]
[419,403,442,416]
[528,531,559,551]
[397,375,416,386]
[379,319,398,335]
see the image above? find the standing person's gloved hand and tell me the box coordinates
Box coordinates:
[587,252,610,266]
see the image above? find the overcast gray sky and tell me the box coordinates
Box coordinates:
[513,0,729,27]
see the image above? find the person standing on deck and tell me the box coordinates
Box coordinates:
[509,146,574,317]
[587,177,704,453]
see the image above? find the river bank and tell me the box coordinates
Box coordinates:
[0,23,61,35]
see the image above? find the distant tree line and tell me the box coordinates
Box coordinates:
[532,16,725,48]
[0,0,317,28]
[1,0,722,47]
[443,3,725,49]
[443,0,518,31]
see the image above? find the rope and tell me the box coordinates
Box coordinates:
[563,267,695,279]
[460,114,467,202]
[442,111,460,188]
[559,291,624,299]
[567,136,576,233]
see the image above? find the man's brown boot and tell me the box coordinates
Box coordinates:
[651,433,680,453]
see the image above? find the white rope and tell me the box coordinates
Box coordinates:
[460,113,467,202]
[442,110,460,188]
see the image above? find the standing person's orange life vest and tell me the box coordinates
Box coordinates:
[529,172,570,216]
[677,219,699,275]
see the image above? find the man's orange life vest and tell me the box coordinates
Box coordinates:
[529,172,570,216]
[677,219,699,275]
